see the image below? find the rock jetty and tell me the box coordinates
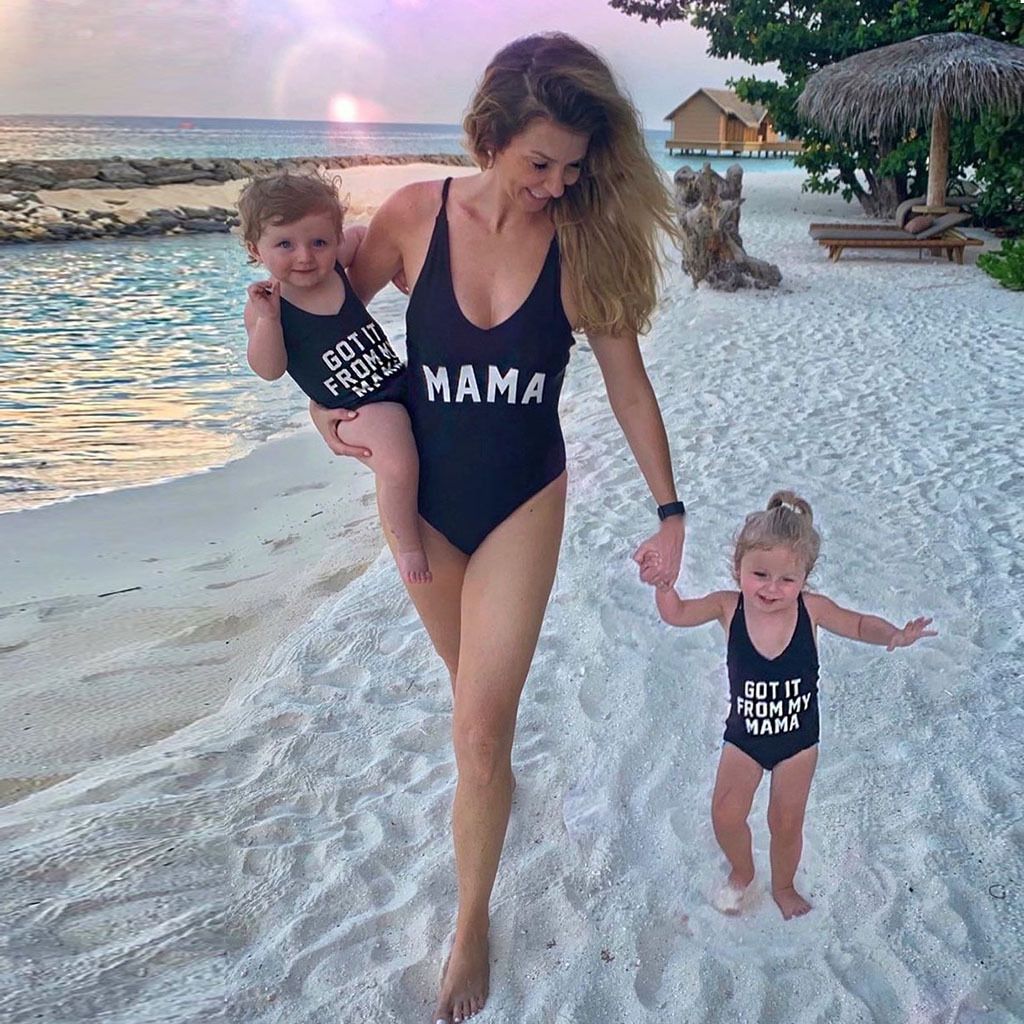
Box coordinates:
[0,153,472,244]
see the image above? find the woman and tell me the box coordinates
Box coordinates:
[311,33,687,1023]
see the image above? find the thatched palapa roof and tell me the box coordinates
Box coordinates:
[798,32,1024,140]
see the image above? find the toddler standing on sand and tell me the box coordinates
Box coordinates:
[655,491,936,919]
[238,173,430,585]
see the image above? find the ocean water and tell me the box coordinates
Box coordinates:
[0,234,409,513]
[0,114,798,176]
[0,116,798,513]
[0,116,469,164]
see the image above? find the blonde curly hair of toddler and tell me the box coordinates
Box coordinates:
[732,490,821,584]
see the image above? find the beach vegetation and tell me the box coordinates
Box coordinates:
[610,0,1024,224]
[978,238,1024,289]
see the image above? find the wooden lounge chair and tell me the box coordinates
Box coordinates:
[808,193,977,237]
[809,210,982,263]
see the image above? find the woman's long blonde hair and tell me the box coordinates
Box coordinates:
[463,33,678,337]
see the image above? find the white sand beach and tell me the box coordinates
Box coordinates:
[1,166,1022,1023]
[0,431,380,805]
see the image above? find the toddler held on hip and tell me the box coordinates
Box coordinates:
[655,490,935,920]
[238,172,430,584]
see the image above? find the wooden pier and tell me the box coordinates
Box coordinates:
[664,139,803,158]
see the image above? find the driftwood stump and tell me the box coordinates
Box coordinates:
[674,163,782,290]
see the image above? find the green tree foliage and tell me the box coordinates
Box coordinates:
[611,0,1024,225]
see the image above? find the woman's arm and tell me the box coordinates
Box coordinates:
[344,186,420,303]
[337,223,366,268]
[656,588,728,628]
[805,593,937,651]
[588,331,685,589]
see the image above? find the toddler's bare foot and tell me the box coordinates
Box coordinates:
[398,549,432,585]
[712,869,753,916]
[773,885,812,920]
[434,928,489,1023]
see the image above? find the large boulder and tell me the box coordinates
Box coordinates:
[97,162,147,183]
[6,163,58,188]
[46,160,102,182]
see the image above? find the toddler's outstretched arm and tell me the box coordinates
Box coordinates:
[656,588,729,629]
[806,594,937,650]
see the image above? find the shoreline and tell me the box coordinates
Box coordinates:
[0,427,383,806]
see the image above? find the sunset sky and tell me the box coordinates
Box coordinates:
[0,0,776,126]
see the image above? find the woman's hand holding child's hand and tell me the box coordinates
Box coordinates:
[886,616,937,651]
[247,279,281,320]
[633,517,685,590]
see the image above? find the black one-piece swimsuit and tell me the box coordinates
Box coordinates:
[404,178,575,555]
[279,262,406,410]
[724,594,820,771]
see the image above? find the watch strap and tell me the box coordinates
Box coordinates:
[657,500,687,521]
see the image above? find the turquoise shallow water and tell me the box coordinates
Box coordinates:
[0,234,409,512]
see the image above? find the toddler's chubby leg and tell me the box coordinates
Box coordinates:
[336,401,430,585]
[710,743,763,914]
[766,745,818,920]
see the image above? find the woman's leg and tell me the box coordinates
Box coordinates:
[710,743,763,913]
[766,744,818,920]
[378,503,467,685]
[436,473,567,1023]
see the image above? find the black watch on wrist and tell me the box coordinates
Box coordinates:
[657,500,687,521]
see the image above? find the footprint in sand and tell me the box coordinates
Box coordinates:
[633,917,684,1009]
[279,481,329,496]
[338,810,385,854]
[159,613,255,646]
[311,562,370,597]
[188,554,233,572]
[34,596,91,621]
[204,573,271,590]
[263,534,298,552]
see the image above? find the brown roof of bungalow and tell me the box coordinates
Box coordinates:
[664,88,768,127]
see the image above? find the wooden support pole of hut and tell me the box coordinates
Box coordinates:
[926,104,951,209]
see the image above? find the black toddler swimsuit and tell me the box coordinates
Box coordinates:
[404,178,574,554]
[279,262,406,410]
[724,594,820,771]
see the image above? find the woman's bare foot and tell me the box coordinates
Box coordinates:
[712,869,753,916]
[434,927,489,1023]
[398,549,432,585]
[773,885,812,919]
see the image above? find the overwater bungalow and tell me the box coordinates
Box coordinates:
[664,88,802,157]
